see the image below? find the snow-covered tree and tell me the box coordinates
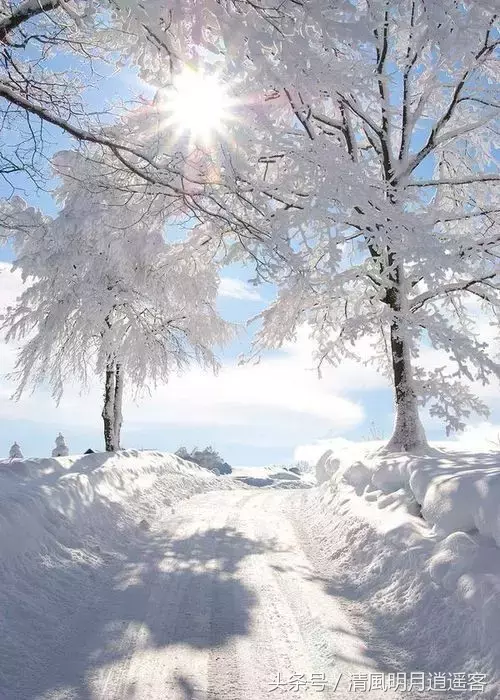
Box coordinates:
[31,0,494,452]
[175,447,190,461]
[9,441,23,459]
[1,0,499,454]
[0,0,240,223]
[52,433,69,458]
[163,0,499,451]
[3,154,232,452]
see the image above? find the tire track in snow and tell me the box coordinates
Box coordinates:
[38,488,412,699]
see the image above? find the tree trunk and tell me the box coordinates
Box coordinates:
[386,322,427,452]
[102,360,116,452]
[113,363,123,450]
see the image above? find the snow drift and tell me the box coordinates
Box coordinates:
[231,465,314,489]
[303,441,500,698]
[0,450,239,566]
[315,442,500,545]
[0,449,242,695]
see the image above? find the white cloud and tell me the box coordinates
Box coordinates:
[442,422,500,451]
[293,437,361,465]
[124,349,365,432]
[218,277,262,301]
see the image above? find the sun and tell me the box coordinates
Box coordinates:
[162,67,233,146]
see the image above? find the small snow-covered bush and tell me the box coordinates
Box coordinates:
[51,433,69,458]
[175,446,232,474]
[8,442,23,459]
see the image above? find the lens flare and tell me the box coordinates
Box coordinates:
[162,67,233,145]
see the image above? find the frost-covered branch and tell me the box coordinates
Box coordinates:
[0,0,60,42]
[410,276,497,312]
[408,174,500,188]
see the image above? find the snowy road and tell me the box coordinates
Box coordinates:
[17,490,405,699]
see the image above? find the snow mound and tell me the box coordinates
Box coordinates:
[428,531,500,639]
[308,441,500,695]
[315,440,383,486]
[0,449,240,567]
[317,442,500,545]
[0,450,243,694]
[408,452,500,541]
[231,465,313,489]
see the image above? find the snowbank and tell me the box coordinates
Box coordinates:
[0,449,240,567]
[231,465,314,489]
[303,441,500,697]
[316,442,500,543]
[0,450,243,694]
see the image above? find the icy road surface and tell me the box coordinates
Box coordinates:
[18,491,407,699]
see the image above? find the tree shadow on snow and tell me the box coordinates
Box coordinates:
[298,513,495,697]
[1,521,270,700]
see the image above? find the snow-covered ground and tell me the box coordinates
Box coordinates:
[302,440,500,698]
[231,464,315,489]
[0,449,240,564]
[1,445,499,698]
[0,450,241,698]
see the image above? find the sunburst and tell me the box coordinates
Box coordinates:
[159,67,234,147]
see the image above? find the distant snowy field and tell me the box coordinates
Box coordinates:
[293,440,500,698]
[231,464,315,488]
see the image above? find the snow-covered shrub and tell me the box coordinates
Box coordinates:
[51,433,69,458]
[175,446,232,475]
[8,442,23,459]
